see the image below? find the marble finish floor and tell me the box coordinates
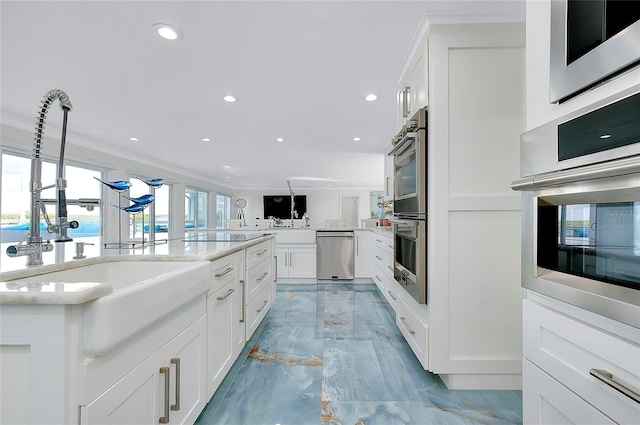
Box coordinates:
[195,283,522,425]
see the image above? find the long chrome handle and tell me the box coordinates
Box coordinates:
[402,86,411,117]
[214,267,233,278]
[590,368,640,404]
[257,300,268,313]
[171,358,181,411]
[159,366,170,423]
[258,271,269,282]
[400,317,416,335]
[284,252,288,266]
[257,248,268,256]
[289,252,292,267]
[274,256,278,282]
[216,288,235,301]
[239,280,245,323]
[387,290,397,301]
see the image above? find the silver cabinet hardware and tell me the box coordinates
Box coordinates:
[289,252,292,266]
[402,85,411,117]
[590,368,640,404]
[376,239,383,243]
[257,300,268,313]
[375,275,382,282]
[387,290,397,301]
[258,272,269,282]
[214,267,233,278]
[257,248,268,256]
[387,265,394,272]
[159,366,170,423]
[239,280,245,323]
[400,317,416,335]
[376,256,383,261]
[170,358,181,411]
[387,245,393,250]
[216,288,235,301]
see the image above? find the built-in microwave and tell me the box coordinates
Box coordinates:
[512,85,640,328]
[391,217,426,304]
[389,108,426,220]
[550,0,640,103]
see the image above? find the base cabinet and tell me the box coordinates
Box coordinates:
[80,316,207,425]
[275,246,316,280]
[354,230,372,278]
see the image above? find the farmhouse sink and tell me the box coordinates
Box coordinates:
[9,260,211,356]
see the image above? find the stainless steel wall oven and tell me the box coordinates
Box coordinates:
[390,108,427,303]
[512,85,640,328]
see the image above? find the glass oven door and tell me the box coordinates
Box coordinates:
[392,218,426,304]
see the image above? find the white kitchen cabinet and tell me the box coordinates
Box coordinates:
[206,252,244,400]
[396,33,428,131]
[245,240,274,340]
[383,148,394,201]
[80,315,206,425]
[395,292,429,370]
[275,245,316,280]
[354,230,371,279]
[523,296,640,424]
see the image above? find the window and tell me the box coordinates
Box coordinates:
[216,194,232,228]
[185,187,208,230]
[128,177,170,239]
[1,152,102,244]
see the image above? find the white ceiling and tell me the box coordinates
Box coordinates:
[0,1,524,191]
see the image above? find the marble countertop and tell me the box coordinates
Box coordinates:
[0,232,275,305]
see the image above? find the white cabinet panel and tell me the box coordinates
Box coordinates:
[395,293,429,370]
[354,231,371,278]
[81,316,206,425]
[275,245,316,279]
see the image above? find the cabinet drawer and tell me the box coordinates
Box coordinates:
[246,240,272,270]
[246,258,271,302]
[246,283,272,340]
[523,359,615,425]
[395,294,429,370]
[523,300,640,424]
[374,246,394,277]
[208,255,236,296]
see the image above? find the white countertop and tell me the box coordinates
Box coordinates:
[0,232,276,305]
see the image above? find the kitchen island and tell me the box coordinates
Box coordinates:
[0,231,276,425]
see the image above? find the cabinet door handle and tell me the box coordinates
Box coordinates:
[289,252,292,267]
[257,300,268,313]
[239,280,245,323]
[400,317,416,335]
[376,256,383,261]
[274,256,278,282]
[257,248,269,256]
[159,367,170,423]
[387,290,397,301]
[171,358,181,411]
[214,267,233,278]
[284,252,288,266]
[216,287,235,301]
[258,271,269,282]
[590,368,640,404]
[402,85,411,117]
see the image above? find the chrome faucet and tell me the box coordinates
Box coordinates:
[6,90,101,266]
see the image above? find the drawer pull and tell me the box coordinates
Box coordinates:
[375,275,382,282]
[590,368,640,404]
[170,358,181,412]
[376,256,383,261]
[257,300,269,313]
[159,366,170,423]
[376,239,383,243]
[387,290,397,301]
[216,288,235,301]
[257,248,269,256]
[214,267,233,278]
[387,245,393,250]
[239,280,245,323]
[387,265,394,272]
[258,271,269,282]
[400,317,416,335]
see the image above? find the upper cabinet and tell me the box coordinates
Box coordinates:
[397,34,429,131]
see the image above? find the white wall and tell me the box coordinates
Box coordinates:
[526,1,640,130]
[233,188,381,229]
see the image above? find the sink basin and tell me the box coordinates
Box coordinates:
[9,260,211,356]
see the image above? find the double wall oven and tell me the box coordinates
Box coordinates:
[389,108,427,304]
[512,85,640,328]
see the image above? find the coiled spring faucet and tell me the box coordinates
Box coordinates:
[6,89,100,266]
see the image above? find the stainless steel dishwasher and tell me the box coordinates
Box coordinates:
[316,230,354,280]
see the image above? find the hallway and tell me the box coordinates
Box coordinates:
[195,283,523,425]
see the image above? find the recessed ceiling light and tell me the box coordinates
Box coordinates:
[600,134,612,139]
[202,138,211,142]
[129,137,139,141]
[225,176,230,179]
[223,95,237,103]
[276,138,284,142]
[353,137,361,141]
[152,24,182,41]
[365,94,377,102]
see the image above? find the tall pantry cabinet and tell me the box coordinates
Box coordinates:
[392,22,525,389]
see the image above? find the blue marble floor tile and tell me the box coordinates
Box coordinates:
[195,282,523,425]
